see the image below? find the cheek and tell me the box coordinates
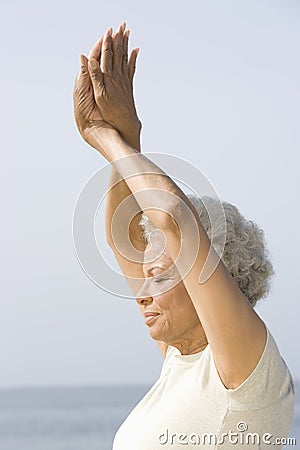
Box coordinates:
[168,285,199,325]
[155,281,190,312]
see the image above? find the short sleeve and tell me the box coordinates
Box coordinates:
[195,326,295,411]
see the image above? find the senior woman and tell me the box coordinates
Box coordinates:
[73,23,295,449]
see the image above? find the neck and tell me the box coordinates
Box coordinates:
[167,324,208,355]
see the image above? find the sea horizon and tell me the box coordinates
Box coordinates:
[0,383,298,450]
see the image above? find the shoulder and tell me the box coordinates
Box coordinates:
[195,326,295,410]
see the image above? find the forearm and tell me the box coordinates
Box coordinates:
[105,126,144,249]
[97,129,191,234]
[105,169,145,250]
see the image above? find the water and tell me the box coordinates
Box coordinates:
[0,384,298,450]
[0,385,150,450]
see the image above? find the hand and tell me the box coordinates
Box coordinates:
[73,53,117,152]
[87,23,141,151]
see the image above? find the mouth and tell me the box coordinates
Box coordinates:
[144,311,160,325]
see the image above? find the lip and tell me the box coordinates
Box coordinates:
[144,311,160,325]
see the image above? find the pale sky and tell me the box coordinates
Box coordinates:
[0,0,299,388]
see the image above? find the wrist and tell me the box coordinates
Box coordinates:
[120,119,142,152]
[83,126,119,155]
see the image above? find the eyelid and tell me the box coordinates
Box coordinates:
[149,266,174,276]
[152,274,174,281]
[149,266,165,274]
[152,276,169,283]
[152,277,164,283]
[152,274,170,281]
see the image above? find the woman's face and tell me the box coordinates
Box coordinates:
[136,231,203,347]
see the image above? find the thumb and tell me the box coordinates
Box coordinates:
[73,54,91,105]
[77,54,90,84]
[88,58,105,94]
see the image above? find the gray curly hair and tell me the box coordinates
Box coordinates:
[138,195,274,307]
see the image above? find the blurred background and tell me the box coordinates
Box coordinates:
[0,0,299,448]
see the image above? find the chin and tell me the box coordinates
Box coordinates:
[149,325,164,342]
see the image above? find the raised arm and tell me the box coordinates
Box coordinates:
[73,25,267,388]
[77,24,169,357]
[85,23,145,279]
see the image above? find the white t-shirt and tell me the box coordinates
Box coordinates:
[113,327,295,449]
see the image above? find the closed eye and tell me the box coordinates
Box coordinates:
[152,277,171,283]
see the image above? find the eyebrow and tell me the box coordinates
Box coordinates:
[143,265,165,275]
[143,264,175,278]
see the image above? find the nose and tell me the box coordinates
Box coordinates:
[136,280,153,306]
[136,295,153,306]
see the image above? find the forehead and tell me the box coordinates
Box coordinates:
[142,231,173,273]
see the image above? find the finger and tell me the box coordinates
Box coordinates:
[122,29,130,73]
[74,54,92,108]
[101,28,113,73]
[75,54,91,87]
[88,36,104,62]
[88,58,105,96]
[112,22,125,72]
[128,48,139,83]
